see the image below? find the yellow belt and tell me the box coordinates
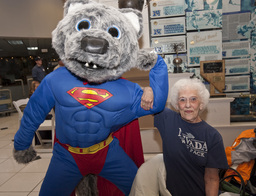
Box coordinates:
[66,133,113,154]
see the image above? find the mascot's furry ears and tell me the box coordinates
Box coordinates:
[63,0,143,39]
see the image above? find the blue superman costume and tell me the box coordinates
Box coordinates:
[96,119,145,196]
[14,55,168,196]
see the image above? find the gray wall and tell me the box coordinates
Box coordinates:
[0,0,64,38]
[0,0,64,101]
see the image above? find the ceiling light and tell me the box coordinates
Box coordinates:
[7,40,23,45]
[41,49,48,53]
[27,47,38,50]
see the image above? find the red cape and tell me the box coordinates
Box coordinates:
[97,119,144,196]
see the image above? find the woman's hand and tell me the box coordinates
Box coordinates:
[141,87,154,110]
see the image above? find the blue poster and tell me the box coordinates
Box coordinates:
[186,10,222,30]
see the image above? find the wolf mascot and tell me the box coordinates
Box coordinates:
[13,0,168,195]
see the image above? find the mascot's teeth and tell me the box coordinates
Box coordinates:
[74,60,103,70]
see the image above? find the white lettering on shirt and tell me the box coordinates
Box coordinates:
[178,128,208,157]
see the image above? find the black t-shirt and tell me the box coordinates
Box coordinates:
[154,108,228,196]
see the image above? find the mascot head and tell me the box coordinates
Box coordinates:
[52,0,146,83]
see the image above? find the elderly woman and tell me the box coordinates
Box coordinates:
[156,78,228,196]
[131,78,228,196]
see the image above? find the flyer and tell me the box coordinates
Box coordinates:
[225,58,250,75]
[187,30,222,67]
[222,40,250,58]
[224,75,250,92]
[223,0,241,13]
[151,17,186,36]
[222,12,251,41]
[150,0,185,18]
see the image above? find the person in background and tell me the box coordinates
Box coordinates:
[132,78,228,196]
[32,56,45,83]
[54,59,65,71]
[29,80,40,98]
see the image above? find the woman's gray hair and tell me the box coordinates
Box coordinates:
[170,78,210,111]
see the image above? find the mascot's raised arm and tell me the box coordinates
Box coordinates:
[13,0,169,195]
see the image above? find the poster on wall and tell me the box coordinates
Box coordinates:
[222,40,250,58]
[151,35,186,54]
[223,0,241,13]
[151,17,186,36]
[223,0,254,14]
[150,0,185,18]
[241,0,255,12]
[186,0,222,11]
[222,12,251,41]
[224,75,250,92]
[185,0,204,11]
[186,9,222,30]
[225,58,250,75]
[203,0,222,10]
[187,30,222,67]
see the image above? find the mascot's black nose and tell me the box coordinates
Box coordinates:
[81,37,109,54]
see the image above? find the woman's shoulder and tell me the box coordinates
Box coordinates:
[158,107,174,115]
[155,107,178,120]
[201,121,223,140]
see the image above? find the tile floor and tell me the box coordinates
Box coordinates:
[0,112,52,196]
[0,112,156,196]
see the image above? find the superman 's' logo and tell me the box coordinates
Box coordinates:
[67,87,113,109]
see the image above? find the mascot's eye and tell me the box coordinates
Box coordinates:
[76,19,91,31]
[107,26,121,39]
